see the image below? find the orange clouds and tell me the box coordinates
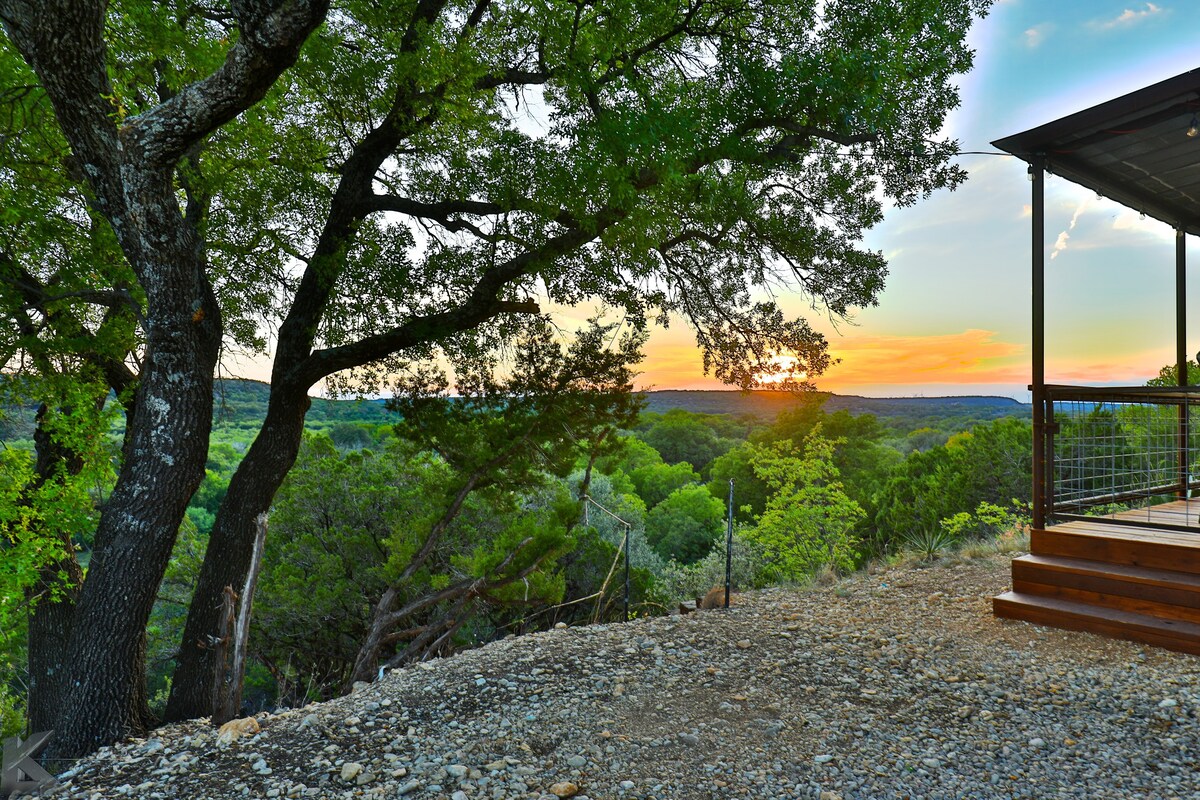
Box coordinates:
[615,325,1174,393]
[818,329,1026,389]
[635,327,1030,391]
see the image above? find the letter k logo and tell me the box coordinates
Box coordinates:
[1,731,54,797]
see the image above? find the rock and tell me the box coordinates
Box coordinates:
[820,792,843,800]
[340,762,363,781]
[452,792,469,800]
[735,640,753,649]
[356,771,375,785]
[1159,698,1178,708]
[814,754,835,764]
[619,780,635,790]
[549,782,580,797]
[396,779,420,795]
[566,755,587,768]
[555,622,568,629]
[1029,738,1045,748]
[447,764,469,778]
[216,717,260,746]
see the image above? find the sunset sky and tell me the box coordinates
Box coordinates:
[635,0,1200,399]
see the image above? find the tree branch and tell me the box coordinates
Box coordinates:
[128,0,330,168]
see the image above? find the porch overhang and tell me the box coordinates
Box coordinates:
[993,67,1200,236]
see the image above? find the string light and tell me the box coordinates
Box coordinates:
[1188,114,1199,138]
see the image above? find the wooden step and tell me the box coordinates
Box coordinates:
[1012,554,1200,624]
[1032,524,1200,575]
[993,591,1200,656]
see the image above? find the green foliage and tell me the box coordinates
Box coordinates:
[629,461,701,509]
[0,378,117,636]
[658,529,779,602]
[871,417,1031,556]
[556,525,660,623]
[638,410,738,472]
[645,485,726,564]
[594,436,665,476]
[256,320,642,695]
[574,471,662,575]
[905,427,949,453]
[706,442,772,523]
[743,429,864,578]
[0,682,23,739]
[1148,361,1200,386]
[253,435,430,697]
[940,500,1025,541]
[328,422,375,451]
[902,523,959,561]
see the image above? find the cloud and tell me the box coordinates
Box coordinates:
[1091,3,1165,30]
[1023,23,1053,48]
[1111,208,1176,241]
[635,328,1028,391]
[1050,197,1092,259]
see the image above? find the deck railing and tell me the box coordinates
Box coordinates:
[1037,385,1200,533]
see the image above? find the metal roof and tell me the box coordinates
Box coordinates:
[992,68,1200,236]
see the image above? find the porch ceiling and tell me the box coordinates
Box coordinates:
[993,68,1200,236]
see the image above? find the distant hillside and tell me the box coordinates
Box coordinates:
[2,381,1031,447]
[212,379,396,426]
[638,390,1031,422]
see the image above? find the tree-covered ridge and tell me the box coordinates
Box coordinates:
[641,389,1029,421]
[6,389,1031,727]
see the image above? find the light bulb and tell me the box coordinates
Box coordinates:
[1188,114,1199,138]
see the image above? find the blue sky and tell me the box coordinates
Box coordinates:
[638,0,1200,399]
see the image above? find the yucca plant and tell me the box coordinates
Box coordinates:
[902,526,959,562]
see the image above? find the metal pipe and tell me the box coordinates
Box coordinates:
[1031,157,1047,530]
[623,524,630,622]
[725,479,734,609]
[1178,228,1189,499]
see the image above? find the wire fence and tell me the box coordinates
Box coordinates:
[1047,387,1200,522]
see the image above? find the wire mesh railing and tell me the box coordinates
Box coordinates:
[1041,385,1200,531]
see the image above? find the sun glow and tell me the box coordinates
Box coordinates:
[755,355,807,386]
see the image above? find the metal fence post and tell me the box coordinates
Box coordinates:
[725,479,734,609]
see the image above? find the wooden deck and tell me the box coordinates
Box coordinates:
[994,500,1200,655]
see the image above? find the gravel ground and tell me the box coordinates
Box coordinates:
[32,552,1200,800]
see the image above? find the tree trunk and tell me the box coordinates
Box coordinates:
[22,404,83,733]
[165,387,309,722]
[46,264,221,758]
[208,586,236,722]
[26,565,81,735]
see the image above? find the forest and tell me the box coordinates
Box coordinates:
[0,379,1034,737]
